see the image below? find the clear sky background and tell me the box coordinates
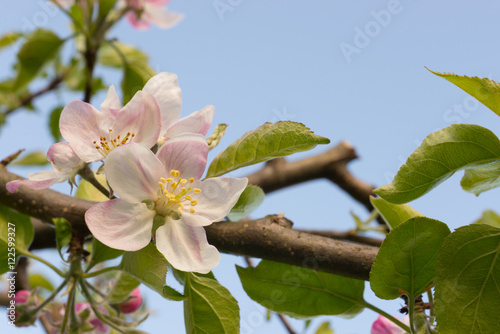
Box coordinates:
[2,1,500,333]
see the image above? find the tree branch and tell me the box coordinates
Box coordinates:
[0,164,378,281]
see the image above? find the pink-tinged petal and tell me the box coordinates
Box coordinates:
[163,105,215,140]
[190,177,248,222]
[156,133,208,180]
[100,85,121,117]
[105,143,164,203]
[144,0,169,5]
[113,91,161,149]
[371,315,405,334]
[155,218,220,273]
[142,73,182,131]
[60,100,107,162]
[13,291,31,304]
[6,171,63,193]
[143,4,184,29]
[85,199,154,251]
[126,12,151,30]
[47,142,84,173]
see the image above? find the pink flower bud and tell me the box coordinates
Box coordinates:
[371,315,406,334]
[119,287,143,314]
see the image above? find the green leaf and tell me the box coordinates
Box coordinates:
[237,260,365,318]
[370,197,423,230]
[184,272,240,334]
[434,224,500,333]
[207,123,228,151]
[429,69,500,117]
[107,272,140,304]
[206,121,330,178]
[119,243,177,300]
[98,0,117,19]
[87,238,123,271]
[99,42,149,68]
[460,160,500,196]
[474,210,500,228]
[315,322,334,334]
[375,124,500,204]
[28,273,54,291]
[370,217,450,300]
[163,285,186,301]
[122,62,155,105]
[75,172,109,202]
[0,32,23,51]
[0,204,34,274]
[227,185,265,221]
[48,106,64,142]
[53,218,72,259]
[14,29,64,90]
[11,151,49,166]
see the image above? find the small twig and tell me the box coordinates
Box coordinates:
[4,74,66,116]
[244,257,297,334]
[1,149,25,166]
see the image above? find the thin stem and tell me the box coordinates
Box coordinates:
[31,277,70,315]
[19,250,65,277]
[408,294,416,334]
[78,164,112,198]
[60,278,77,334]
[82,265,120,278]
[427,289,435,326]
[362,301,411,333]
[80,281,127,334]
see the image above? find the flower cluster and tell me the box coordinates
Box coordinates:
[7,72,246,274]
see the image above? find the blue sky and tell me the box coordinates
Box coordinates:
[2,1,500,333]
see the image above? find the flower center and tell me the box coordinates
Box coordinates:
[93,129,136,158]
[155,169,201,217]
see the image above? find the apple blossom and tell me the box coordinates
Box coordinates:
[85,135,248,273]
[6,142,85,193]
[118,287,142,314]
[9,290,39,327]
[142,72,215,143]
[371,315,408,334]
[125,0,184,30]
[59,86,161,163]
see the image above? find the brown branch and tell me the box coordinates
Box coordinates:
[295,229,383,247]
[4,74,66,116]
[0,166,378,281]
[247,141,385,225]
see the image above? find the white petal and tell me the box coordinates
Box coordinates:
[113,91,161,149]
[105,143,164,203]
[100,85,121,117]
[181,213,212,227]
[47,142,84,174]
[155,218,220,273]
[192,177,248,221]
[143,4,184,29]
[163,105,215,140]
[142,73,182,131]
[85,199,155,251]
[156,133,208,180]
[59,100,107,162]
